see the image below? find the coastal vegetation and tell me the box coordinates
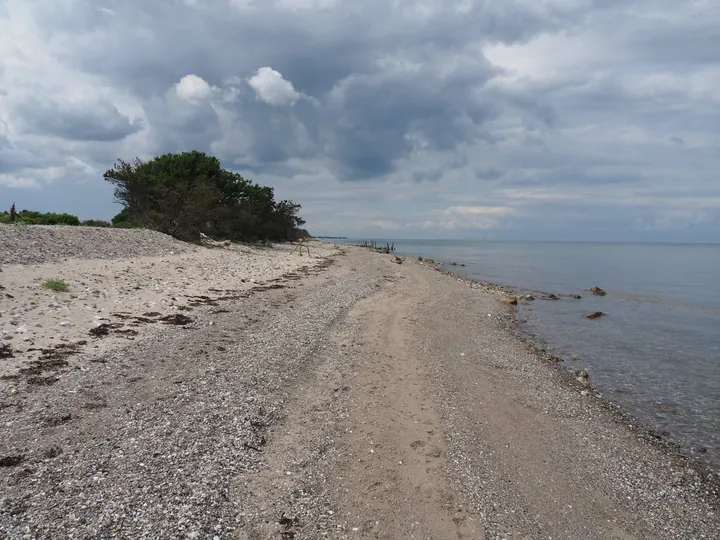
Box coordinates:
[42,279,69,292]
[0,209,82,226]
[103,151,307,242]
[0,209,116,228]
[2,150,308,244]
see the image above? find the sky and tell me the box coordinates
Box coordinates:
[0,0,718,241]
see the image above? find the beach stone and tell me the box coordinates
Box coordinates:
[572,294,582,299]
[576,370,590,387]
[501,296,518,305]
[591,286,607,296]
[585,312,605,319]
[524,295,535,301]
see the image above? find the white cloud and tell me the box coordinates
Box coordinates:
[175,74,215,102]
[446,205,515,216]
[357,219,404,230]
[247,67,301,106]
[0,173,40,189]
[274,0,339,10]
[500,189,584,202]
[0,157,96,189]
[419,205,516,230]
[229,0,258,9]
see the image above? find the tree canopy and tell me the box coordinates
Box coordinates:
[103,151,306,242]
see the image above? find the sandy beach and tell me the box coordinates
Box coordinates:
[1,228,718,539]
[0,227,338,380]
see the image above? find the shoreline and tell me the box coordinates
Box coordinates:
[2,237,719,538]
[389,248,720,482]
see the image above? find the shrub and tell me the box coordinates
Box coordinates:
[14,210,80,226]
[82,220,112,227]
[43,279,69,292]
[112,221,141,229]
[111,207,140,228]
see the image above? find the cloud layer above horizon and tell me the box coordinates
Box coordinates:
[1,0,718,240]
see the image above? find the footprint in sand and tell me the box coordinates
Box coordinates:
[410,440,442,459]
[453,513,485,539]
[424,445,442,458]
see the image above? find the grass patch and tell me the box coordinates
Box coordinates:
[43,279,69,292]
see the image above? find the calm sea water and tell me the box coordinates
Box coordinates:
[347,240,720,471]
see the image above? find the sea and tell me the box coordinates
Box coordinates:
[345,239,720,472]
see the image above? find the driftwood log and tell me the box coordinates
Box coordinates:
[199,232,231,248]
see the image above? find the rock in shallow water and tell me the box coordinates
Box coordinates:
[584,311,606,319]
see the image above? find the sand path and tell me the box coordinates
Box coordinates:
[234,250,717,539]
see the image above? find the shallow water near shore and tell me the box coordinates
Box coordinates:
[346,239,720,472]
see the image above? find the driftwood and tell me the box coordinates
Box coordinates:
[199,232,231,248]
[290,238,311,256]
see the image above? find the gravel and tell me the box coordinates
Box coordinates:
[0,225,195,265]
[0,246,375,539]
[1,246,718,539]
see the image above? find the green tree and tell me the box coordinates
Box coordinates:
[103,151,305,242]
[111,206,139,228]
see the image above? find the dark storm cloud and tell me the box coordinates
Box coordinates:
[1,0,718,239]
[323,55,501,178]
[42,0,562,178]
[12,98,143,142]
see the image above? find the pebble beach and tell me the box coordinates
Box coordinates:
[1,225,718,539]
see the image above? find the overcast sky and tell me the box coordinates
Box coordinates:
[1,0,718,241]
